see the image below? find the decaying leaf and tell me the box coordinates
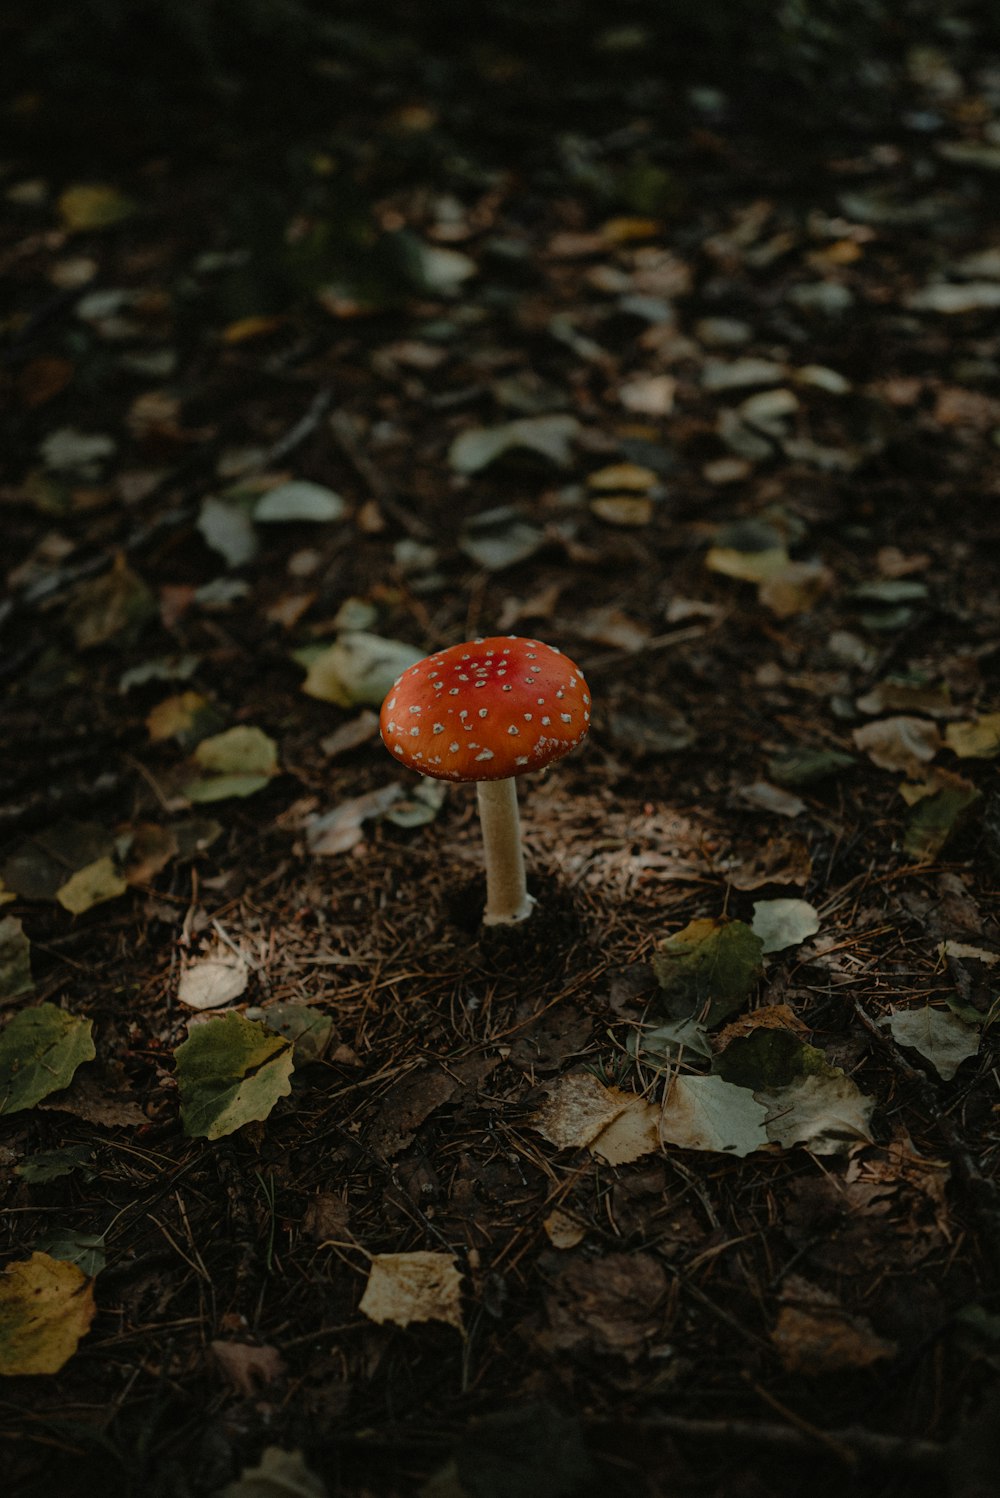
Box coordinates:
[903,779,982,860]
[887,1006,979,1080]
[715,1028,875,1156]
[359,1252,463,1331]
[66,558,156,650]
[306,784,404,855]
[653,917,764,1026]
[0,1252,96,1375]
[0,1005,95,1116]
[767,748,856,788]
[530,1072,629,1151]
[174,1012,294,1139]
[772,1277,897,1375]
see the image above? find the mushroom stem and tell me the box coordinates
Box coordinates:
[477,778,535,926]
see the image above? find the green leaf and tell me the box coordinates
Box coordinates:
[16,1146,96,1184]
[659,1074,769,1157]
[1,822,113,902]
[652,918,763,1026]
[183,726,279,803]
[903,781,982,860]
[34,1230,106,1277]
[767,748,856,788]
[250,1003,334,1064]
[626,1017,713,1068]
[751,898,820,955]
[887,1006,980,1081]
[0,1005,96,1116]
[0,917,33,1000]
[174,1013,294,1139]
[715,1029,874,1155]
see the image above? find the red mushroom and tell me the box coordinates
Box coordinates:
[379,636,590,924]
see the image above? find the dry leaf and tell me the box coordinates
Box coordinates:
[543,1210,586,1249]
[0,1252,96,1375]
[178,947,249,1010]
[852,716,942,775]
[211,1341,286,1397]
[359,1252,463,1331]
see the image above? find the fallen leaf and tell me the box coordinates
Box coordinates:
[58,183,135,231]
[653,918,764,1026]
[254,1003,334,1064]
[448,415,578,474]
[55,856,127,914]
[619,374,675,415]
[539,1253,667,1363]
[543,1211,586,1250]
[903,780,982,860]
[299,633,423,707]
[254,482,348,524]
[715,1028,875,1156]
[33,1229,106,1277]
[887,1006,979,1080]
[589,495,654,527]
[705,545,791,583]
[122,824,180,885]
[359,1252,463,1331]
[146,691,222,747]
[319,710,380,758]
[174,1013,294,1139]
[590,1096,661,1165]
[0,1005,95,1115]
[772,1277,897,1374]
[627,1016,714,1068]
[751,899,820,954]
[530,1072,627,1151]
[15,1145,95,1184]
[197,497,259,568]
[66,558,156,650]
[178,947,249,1010]
[736,781,808,819]
[306,784,403,855]
[767,748,856,788]
[658,1074,769,1157]
[216,1448,327,1498]
[0,917,33,1001]
[184,726,279,802]
[945,713,1000,759]
[0,1253,96,1375]
[211,1341,286,1397]
[758,561,833,618]
[906,281,1000,313]
[852,716,942,775]
[458,506,546,571]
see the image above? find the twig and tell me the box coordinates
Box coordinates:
[259,386,333,468]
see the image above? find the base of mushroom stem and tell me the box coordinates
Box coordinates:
[482,891,537,927]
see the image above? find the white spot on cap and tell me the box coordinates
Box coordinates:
[432,722,444,733]
[408,705,421,714]
[515,755,529,766]
[449,742,460,752]
[449,688,459,695]
[560,713,571,723]
[475,749,494,762]
[479,708,488,718]
[394,745,403,754]
[502,684,512,692]
[541,715,551,725]
[459,709,468,719]
[508,725,519,736]
[524,713,533,721]
[583,693,590,705]
[457,673,469,681]
[387,697,397,709]
[410,726,420,736]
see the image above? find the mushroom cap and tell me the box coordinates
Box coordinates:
[380,636,590,783]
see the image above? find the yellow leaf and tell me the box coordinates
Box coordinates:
[945,713,1000,760]
[705,546,791,583]
[359,1252,463,1331]
[56,856,127,914]
[0,1252,96,1375]
[58,184,135,232]
[220,315,285,345]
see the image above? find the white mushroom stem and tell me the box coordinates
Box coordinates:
[476,778,536,926]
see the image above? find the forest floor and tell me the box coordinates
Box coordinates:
[2,16,1000,1498]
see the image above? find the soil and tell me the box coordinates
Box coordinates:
[2,13,1000,1498]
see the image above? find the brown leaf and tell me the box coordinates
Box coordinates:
[366,1068,458,1159]
[540,1252,668,1363]
[359,1252,463,1331]
[772,1277,897,1374]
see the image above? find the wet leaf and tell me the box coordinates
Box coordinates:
[888,1006,980,1080]
[174,1013,294,1139]
[903,780,982,860]
[0,1005,95,1115]
[0,1252,96,1375]
[177,948,249,1010]
[254,482,348,524]
[58,183,136,231]
[945,713,1000,759]
[772,1278,897,1375]
[359,1252,463,1331]
[653,918,764,1025]
[0,917,33,1001]
[751,899,820,954]
[659,1074,769,1157]
[184,726,279,802]
[217,1447,327,1498]
[299,632,423,707]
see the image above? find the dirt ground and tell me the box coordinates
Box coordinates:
[2,13,1000,1498]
